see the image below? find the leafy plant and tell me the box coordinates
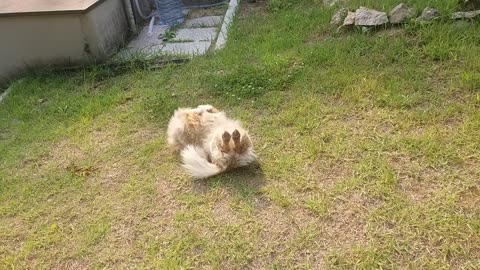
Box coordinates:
[159,27,177,42]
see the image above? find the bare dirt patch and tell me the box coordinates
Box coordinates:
[43,140,86,166]
[306,159,354,191]
[248,190,372,268]
[391,152,479,206]
[211,196,242,225]
[53,259,91,270]
[320,192,371,248]
[373,27,406,38]
[238,0,267,22]
[252,205,319,267]
[459,185,480,209]
[304,29,331,45]
[392,154,447,203]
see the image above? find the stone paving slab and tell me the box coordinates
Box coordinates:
[161,41,211,55]
[117,7,228,59]
[172,28,218,42]
[115,45,164,61]
[126,25,168,49]
[184,16,223,27]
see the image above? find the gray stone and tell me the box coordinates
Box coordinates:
[343,11,356,26]
[126,25,168,48]
[389,3,416,24]
[459,0,480,11]
[451,9,480,19]
[173,28,217,42]
[161,41,211,56]
[416,7,440,22]
[215,0,238,50]
[184,16,223,28]
[115,45,165,61]
[331,8,348,25]
[355,7,389,26]
[116,25,167,60]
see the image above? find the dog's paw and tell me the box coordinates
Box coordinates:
[232,129,241,152]
[232,129,252,154]
[220,131,232,153]
[217,130,252,154]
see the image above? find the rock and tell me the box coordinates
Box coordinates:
[389,3,416,24]
[459,0,480,11]
[343,11,356,26]
[331,8,348,25]
[355,7,389,26]
[451,9,480,19]
[416,7,440,22]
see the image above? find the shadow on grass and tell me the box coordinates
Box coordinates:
[190,161,266,200]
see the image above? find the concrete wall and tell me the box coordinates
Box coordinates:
[81,0,128,58]
[0,0,128,86]
[0,15,85,83]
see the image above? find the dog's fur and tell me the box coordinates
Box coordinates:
[167,105,256,178]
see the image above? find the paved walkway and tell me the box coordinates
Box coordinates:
[118,14,224,59]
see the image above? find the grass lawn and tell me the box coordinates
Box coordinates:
[1,0,480,268]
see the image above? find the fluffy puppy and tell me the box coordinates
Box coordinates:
[167,105,256,178]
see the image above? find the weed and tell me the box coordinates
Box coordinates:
[160,26,178,42]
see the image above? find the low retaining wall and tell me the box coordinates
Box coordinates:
[0,0,128,86]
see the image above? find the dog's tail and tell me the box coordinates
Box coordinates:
[181,145,222,179]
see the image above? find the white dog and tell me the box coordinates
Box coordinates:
[167,105,256,178]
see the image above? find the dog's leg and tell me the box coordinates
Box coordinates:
[219,131,231,153]
[241,135,252,151]
[232,129,242,153]
[232,129,252,153]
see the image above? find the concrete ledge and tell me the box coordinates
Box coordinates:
[0,78,23,104]
[0,0,107,17]
[0,87,12,104]
[215,0,238,50]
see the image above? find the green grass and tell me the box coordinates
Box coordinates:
[1,0,480,268]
